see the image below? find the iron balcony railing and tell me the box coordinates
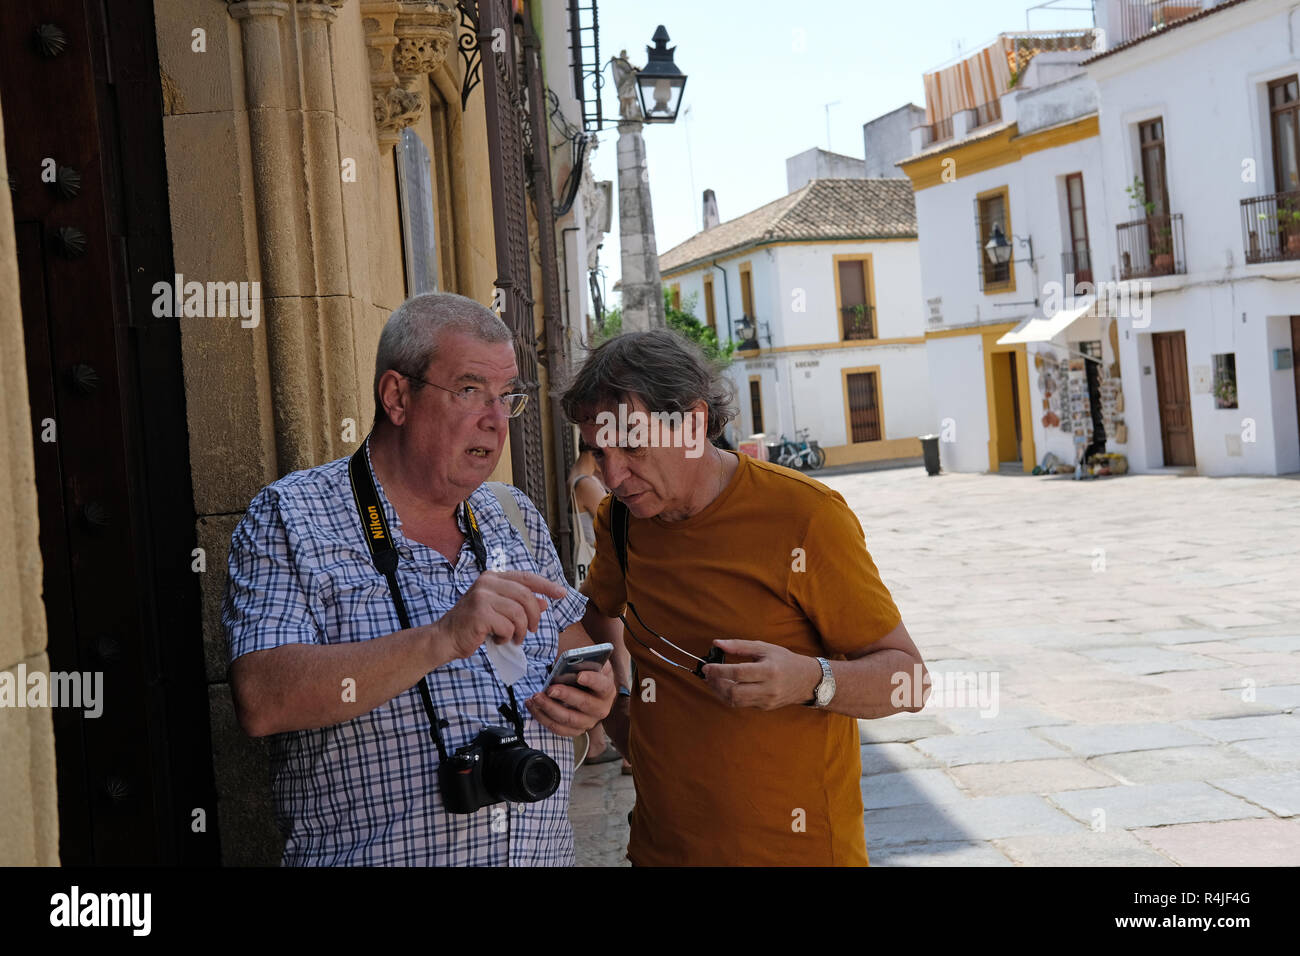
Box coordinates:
[1116,212,1185,279]
[841,303,876,341]
[1240,189,1300,264]
[1110,0,1212,48]
[971,99,1002,130]
[924,116,953,146]
[1062,248,1093,290]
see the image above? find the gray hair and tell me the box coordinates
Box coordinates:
[373,292,512,426]
[560,329,737,440]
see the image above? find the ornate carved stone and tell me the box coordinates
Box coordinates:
[361,1,457,147]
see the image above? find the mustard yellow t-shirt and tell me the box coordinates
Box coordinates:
[583,451,901,866]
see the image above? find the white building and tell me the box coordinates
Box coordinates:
[900,28,1121,474]
[658,178,933,466]
[1086,0,1300,476]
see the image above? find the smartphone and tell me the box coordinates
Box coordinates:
[543,643,614,690]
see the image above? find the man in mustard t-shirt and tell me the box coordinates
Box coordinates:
[560,329,931,866]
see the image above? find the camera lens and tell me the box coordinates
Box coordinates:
[485,746,560,803]
[519,754,561,799]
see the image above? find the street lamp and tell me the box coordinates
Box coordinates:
[985,223,1033,268]
[635,26,687,124]
[985,223,1012,266]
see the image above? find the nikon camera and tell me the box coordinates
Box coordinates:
[440,725,561,814]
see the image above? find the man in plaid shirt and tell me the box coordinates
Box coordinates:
[223,292,616,866]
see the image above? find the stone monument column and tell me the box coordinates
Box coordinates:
[612,52,665,332]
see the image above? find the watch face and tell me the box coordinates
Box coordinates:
[815,660,834,706]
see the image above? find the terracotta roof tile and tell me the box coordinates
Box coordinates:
[659,178,916,274]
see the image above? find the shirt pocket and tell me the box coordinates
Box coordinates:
[315,572,400,646]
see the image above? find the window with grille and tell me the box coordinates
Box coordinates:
[976,191,1012,290]
[846,371,881,443]
[1269,76,1300,192]
[749,378,764,435]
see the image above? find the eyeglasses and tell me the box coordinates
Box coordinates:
[400,372,529,419]
[619,601,724,681]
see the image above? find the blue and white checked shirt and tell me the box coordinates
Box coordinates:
[221,438,588,866]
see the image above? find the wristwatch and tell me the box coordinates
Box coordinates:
[805,657,835,708]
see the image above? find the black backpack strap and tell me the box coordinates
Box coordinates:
[611,496,630,576]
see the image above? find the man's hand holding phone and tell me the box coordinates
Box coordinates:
[526,645,617,738]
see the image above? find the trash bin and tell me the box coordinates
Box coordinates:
[765,442,783,462]
[920,434,941,476]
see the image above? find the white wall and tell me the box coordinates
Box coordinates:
[1089,0,1300,475]
[926,335,991,472]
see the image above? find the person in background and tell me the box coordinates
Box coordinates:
[569,446,632,770]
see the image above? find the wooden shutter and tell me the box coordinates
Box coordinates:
[846,372,882,442]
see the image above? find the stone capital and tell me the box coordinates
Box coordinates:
[361,1,457,147]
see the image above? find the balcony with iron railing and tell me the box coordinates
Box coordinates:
[922,116,953,147]
[1116,212,1185,279]
[1062,248,1094,289]
[841,303,876,341]
[1240,190,1300,264]
[971,99,1003,131]
[1109,0,1219,48]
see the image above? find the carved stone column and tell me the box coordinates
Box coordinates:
[227,0,319,473]
[360,1,457,149]
[295,0,361,456]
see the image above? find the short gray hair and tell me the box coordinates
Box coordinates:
[560,329,737,440]
[373,292,512,426]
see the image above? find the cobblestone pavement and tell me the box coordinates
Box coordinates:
[569,466,1300,866]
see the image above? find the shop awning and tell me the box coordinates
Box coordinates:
[996,297,1095,346]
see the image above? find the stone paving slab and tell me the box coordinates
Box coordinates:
[860,741,938,774]
[860,768,970,809]
[1089,745,1271,785]
[913,729,1070,766]
[936,794,1088,841]
[864,802,969,847]
[1177,713,1300,741]
[1049,780,1271,829]
[1208,771,1300,817]
[948,758,1120,797]
[933,704,1071,735]
[1219,683,1300,711]
[994,831,1177,866]
[858,714,952,744]
[1077,645,1225,675]
[1228,736,1300,768]
[1033,721,1213,758]
[1132,819,1300,866]
[870,841,1015,867]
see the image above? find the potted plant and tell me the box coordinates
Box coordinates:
[1152,223,1174,272]
[849,303,871,338]
[1276,204,1300,255]
[1124,176,1155,218]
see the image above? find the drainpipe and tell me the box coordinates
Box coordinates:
[711,259,733,344]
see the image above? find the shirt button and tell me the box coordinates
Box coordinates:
[517,804,526,813]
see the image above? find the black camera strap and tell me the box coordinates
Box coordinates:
[347,440,526,762]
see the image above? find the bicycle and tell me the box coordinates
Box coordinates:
[775,429,826,471]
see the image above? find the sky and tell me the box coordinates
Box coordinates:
[583,0,1097,309]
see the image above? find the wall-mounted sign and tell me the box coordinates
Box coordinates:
[927,296,943,325]
[1275,348,1294,370]
[793,360,820,368]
